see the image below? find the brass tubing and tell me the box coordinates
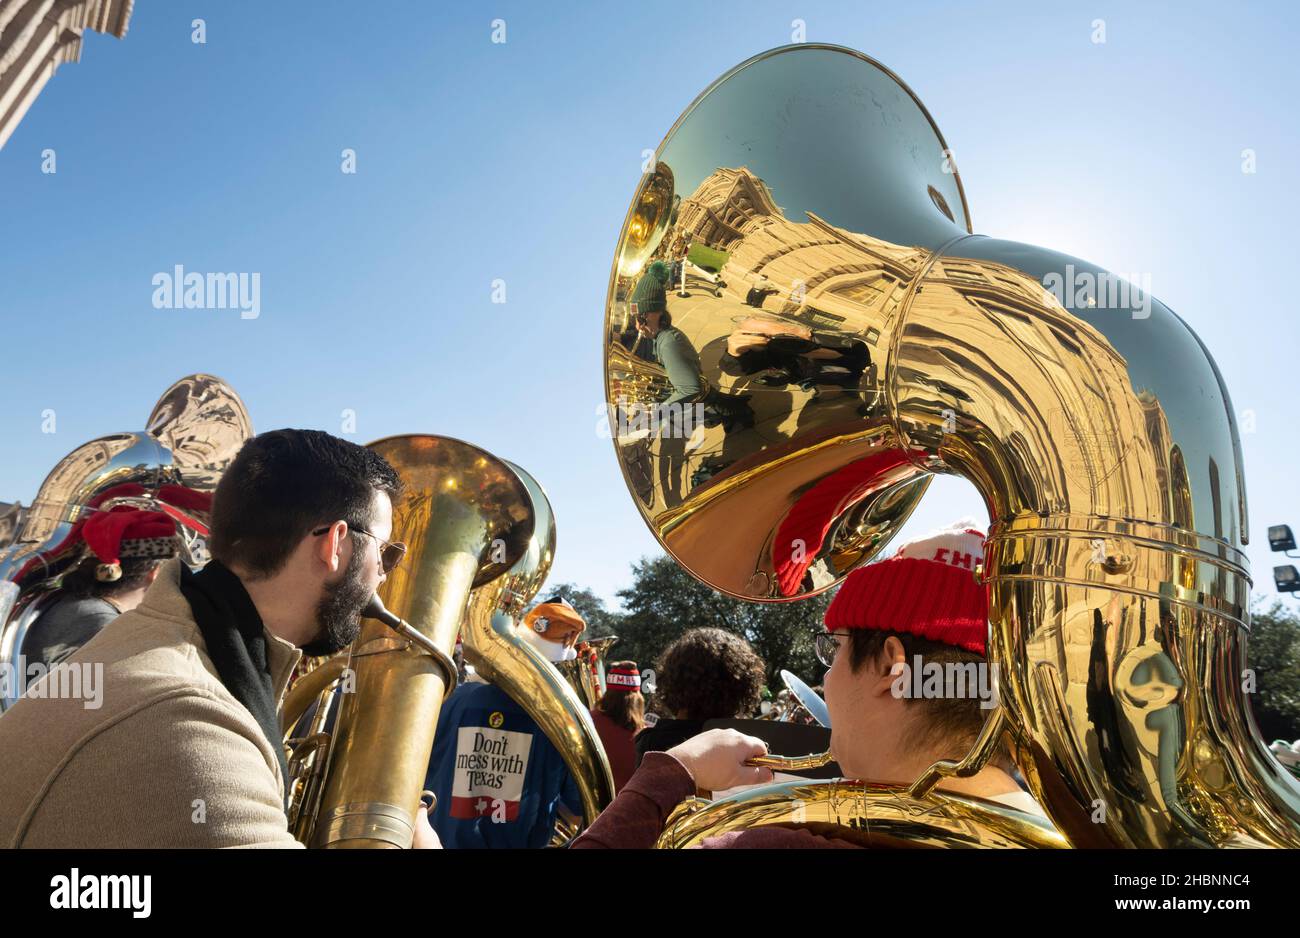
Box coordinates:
[745,751,833,772]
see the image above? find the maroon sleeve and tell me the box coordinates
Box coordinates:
[570,751,696,849]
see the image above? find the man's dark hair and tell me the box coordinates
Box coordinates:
[207,429,401,578]
[60,558,163,600]
[656,627,766,721]
[848,629,1007,766]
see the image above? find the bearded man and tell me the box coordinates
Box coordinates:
[0,428,438,848]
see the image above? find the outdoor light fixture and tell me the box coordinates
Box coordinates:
[1274,565,1300,593]
[1269,525,1296,553]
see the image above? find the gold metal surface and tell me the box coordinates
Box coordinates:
[605,44,1295,848]
[462,462,617,836]
[281,655,348,841]
[557,636,619,710]
[657,778,1067,849]
[745,751,833,772]
[305,434,533,848]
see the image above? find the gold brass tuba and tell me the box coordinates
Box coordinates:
[0,374,251,711]
[605,44,1299,848]
[461,462,616,834]
[282,434,534,847]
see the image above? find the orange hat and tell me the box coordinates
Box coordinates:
[522,595,586,641]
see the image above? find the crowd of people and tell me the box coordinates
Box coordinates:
[0,427,1044,849]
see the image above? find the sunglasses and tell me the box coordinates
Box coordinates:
[814,631,848,669]
[311,523,407,574]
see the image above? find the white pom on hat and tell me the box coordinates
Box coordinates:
[891,518,986,572]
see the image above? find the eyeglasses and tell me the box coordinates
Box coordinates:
[814,631,848,669]
[311,523,407,574]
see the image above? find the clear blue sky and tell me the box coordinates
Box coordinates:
[2,0,1297,610]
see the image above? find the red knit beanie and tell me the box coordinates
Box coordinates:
[604,663,642,693]
[824,520,988,654]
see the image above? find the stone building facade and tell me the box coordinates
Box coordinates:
[0,0,132,150]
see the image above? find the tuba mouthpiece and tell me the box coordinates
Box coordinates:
[362,592,401,629]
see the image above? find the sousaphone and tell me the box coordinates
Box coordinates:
[604,44,1298,848]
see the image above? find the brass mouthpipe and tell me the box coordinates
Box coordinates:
[745,751,832,771]
[362,592,458,692]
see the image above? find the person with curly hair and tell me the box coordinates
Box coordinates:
[633,627,766,768]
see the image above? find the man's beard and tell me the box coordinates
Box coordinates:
[300,544,372,657]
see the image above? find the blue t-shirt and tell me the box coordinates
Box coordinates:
[425,681,580,849]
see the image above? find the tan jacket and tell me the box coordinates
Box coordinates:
[0,558,303,847]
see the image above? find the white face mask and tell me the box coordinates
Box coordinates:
[520,628,577,663]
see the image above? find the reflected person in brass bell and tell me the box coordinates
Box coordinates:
[719,315,870,396]
[632,261,704,408]
[629,259,754,446]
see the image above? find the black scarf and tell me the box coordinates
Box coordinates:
[179,559,291,804]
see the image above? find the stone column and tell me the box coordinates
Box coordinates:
[0,0,132,150]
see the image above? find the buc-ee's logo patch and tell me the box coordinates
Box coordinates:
[488,711,504,729]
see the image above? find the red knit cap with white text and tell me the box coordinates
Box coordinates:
[824,520,987,654]
[605,663,641,693]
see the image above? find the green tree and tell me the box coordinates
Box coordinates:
[1247,600,1300,741]
[613,554,828,692]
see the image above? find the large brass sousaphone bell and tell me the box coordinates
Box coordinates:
[605,44,1299,848]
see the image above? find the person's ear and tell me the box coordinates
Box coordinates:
[146,566,161,586]
[314,520,348,573]
[872,636,908,698]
